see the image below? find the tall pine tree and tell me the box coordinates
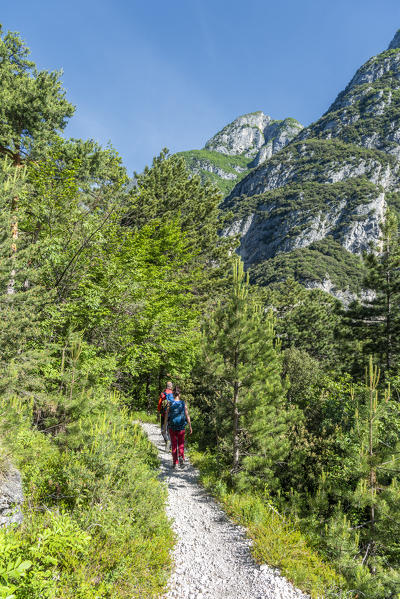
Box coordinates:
[346,209,400,372]
[201,259,291,490]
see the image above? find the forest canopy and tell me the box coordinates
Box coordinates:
[0,25,399,599]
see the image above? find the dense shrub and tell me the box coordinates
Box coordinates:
[0,396,174,598]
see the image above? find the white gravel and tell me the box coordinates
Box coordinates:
[141,422,310,599]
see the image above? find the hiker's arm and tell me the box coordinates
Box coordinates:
[185,406,192,434]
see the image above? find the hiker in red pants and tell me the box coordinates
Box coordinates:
[163,386,192,468]
[157,381,173,447]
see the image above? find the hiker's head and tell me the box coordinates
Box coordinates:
[173,386,181,398]
[166,381,173,390]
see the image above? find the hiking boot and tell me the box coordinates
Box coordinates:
[179,456,185,468]
[172,463,177,469]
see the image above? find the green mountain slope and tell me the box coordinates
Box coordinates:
[220,32,400,298]
[179,112,303,195]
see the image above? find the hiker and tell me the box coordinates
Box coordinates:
[157,381,173,446]
[163,386,192,468]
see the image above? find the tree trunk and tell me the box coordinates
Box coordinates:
[386,257,391,371]
[7,152,22,295]
[233,380,240,471]
[368,362,377,571]
[146,374,151,413]
[7,193,18,295]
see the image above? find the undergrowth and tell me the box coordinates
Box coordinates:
[0,396,174,598]
[131,410,159,424]
[189,448,350,599]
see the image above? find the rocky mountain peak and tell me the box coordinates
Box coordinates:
[296,30,400,158]
[179,112,303,196]
[203,111,303,160]
[388,29,400,50]
[219,32,400,298]
[204,111,274,157]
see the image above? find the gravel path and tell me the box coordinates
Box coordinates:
[141,422,310,599]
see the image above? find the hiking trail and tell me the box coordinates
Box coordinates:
[141,422,309,599]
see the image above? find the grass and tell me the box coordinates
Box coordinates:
[0,442,10,480]
[178,149,251,173]
[189,449,348,599]
[131,410,159,424]
[177,149,253,196]
[0,396,174,598]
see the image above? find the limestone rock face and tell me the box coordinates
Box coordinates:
[302,278,375,307]
[298,42,400,157]
[0,467,23,527]
[303,278,357,305]
[250,118,304,166]
[205,112,273,157]
[224,188,386,265]
[205,112,303,159]
[227,140,396,200]
[388,30,400,50]
[220,30,400,295]
[178,113,303,195]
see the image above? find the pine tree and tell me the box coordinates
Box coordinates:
[123,149,235,302]
[352,359,400,581]
[264,279,341,367]
[311,359,400,597]
[0,26,75,295]
[201,259,291,488]
[0,27,74,165]
[345,209,400,372]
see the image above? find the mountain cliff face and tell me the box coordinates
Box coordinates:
[220,31,400,296]
[178,112,303,196]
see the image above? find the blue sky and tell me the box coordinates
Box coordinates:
[2,1,400,174]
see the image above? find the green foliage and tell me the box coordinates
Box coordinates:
[261,279,341,365]
[0,26,74,164]
[131,410,158,424]
[0,395,174,598]
[197,259,292,487]
[178,149,252,195]
[250,237,365,293]
[0,140,214,414]
[0,512,93,598]
[299,362,400,598]
[116,149,234,402]
[127,149,233,278]
[344,209,400,373]
[190,449,346,599]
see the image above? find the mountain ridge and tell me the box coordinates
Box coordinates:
[178,111,303,196]
[212,31,400,298]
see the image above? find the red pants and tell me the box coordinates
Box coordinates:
[169,429,185,464]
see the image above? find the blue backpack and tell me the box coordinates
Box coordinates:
[161,391,173,413]
[168,399,186,431]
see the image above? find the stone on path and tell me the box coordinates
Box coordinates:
[141,423,310,599]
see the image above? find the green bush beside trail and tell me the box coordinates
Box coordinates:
[0,396,173,598]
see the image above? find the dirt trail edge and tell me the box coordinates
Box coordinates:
[141,422,309,599]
